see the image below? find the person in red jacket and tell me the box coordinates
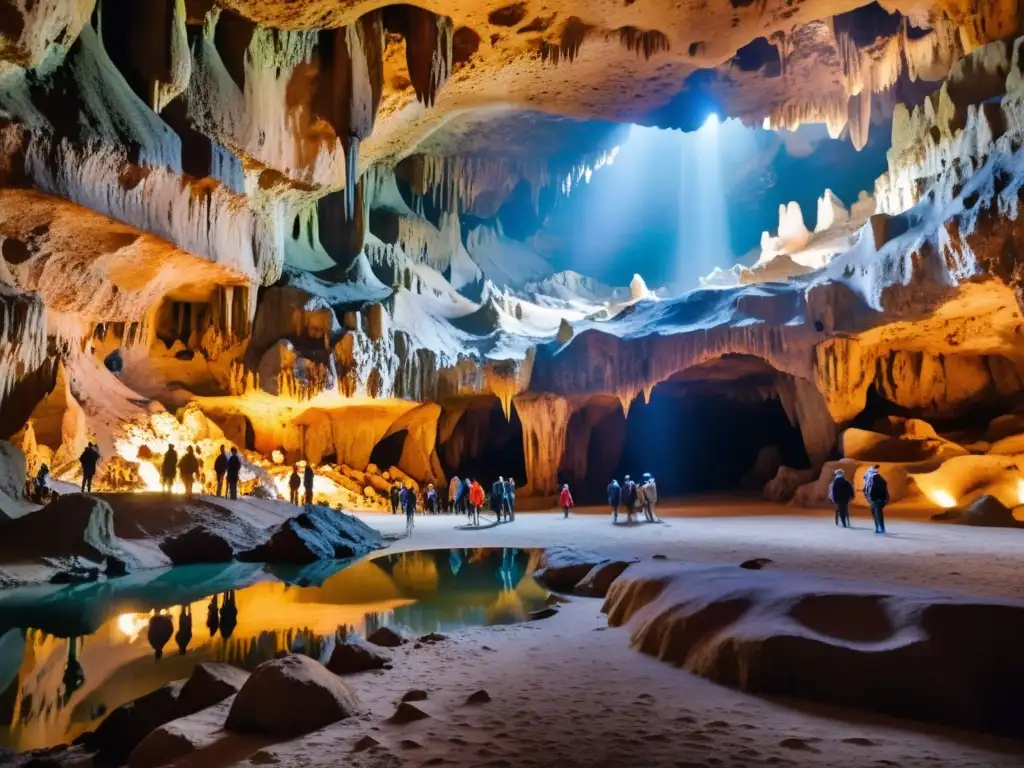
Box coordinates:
[468,478,485,525]
[559,484,574,519]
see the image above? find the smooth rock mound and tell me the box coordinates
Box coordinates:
[573,560,636,598]
[240,506,385,564]
[931,494,1022,527]
[533,546,610,592]
[367,626,406,647]
[325,640,391,674]
[159,526,235,564]
[603,561,1024,736]
[226,654,362,737]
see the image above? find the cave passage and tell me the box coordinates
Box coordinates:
[438,397,527,488]
[611,383,809,497]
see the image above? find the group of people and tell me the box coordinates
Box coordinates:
[161,444,243,499]
[287,463,316,506]
[605,473,659,523]
[387,475,519,529]
[828,465,889,533]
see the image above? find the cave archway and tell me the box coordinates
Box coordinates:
[437,396,527,487]
[609,356,811,496]
[370,429,407,470]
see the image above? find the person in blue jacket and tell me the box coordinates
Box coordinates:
[607,478,622,522]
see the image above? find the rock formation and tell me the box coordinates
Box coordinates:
[0,1,1020,506]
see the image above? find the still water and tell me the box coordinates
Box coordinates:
[0,548,547,752]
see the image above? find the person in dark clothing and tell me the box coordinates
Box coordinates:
[829,469,854,528]
[504,478,516,521]
[608,478,622,522]
[206,595,220,637]
[226,448,242,500]
[303,463,314,506]
[32,463,51,503]
[288,465,301,505]
[492,476,506,522]
[79,443,100,493]
[425,484,437,514]
[864,465,889,534]
[401,485,416,534]
[621,475,637,523]
[214,446,228,497]
[178,446,200,499]
[390,483,401,514]
[460,477,472,515]
[161,445,178,494]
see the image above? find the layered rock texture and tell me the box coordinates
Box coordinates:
[0,1,1023,504]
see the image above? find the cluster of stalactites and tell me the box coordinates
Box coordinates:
[538,18,670,64]
[767,13,967,150]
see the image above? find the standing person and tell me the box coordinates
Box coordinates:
[621,475,637,524]
[288,465,301,505]
[402,484,417,534]
[607,478,621,522]
[460,477,472,516]
[642,473,660,522]
[491,476,506,522]
[214,446,228,497]
[303,462,315,506]
[425,483,437,514]
[448,475,460,514]
[178,446,200,499]
[469,478,484,525]
[79,443,99,493]
[226,447,242,500]
[389,483,401,515]
[161,445,178,495]
[504,478,516,521]
[829,468,854,528]
[865,465,889,534]
[559,484,575,519]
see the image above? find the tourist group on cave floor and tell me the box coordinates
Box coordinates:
[829,465,889,533]
[393,475,518,528]
[604,473,660,524]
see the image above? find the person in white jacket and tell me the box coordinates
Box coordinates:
[641,473,659,522]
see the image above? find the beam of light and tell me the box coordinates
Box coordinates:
[927,488,957,508]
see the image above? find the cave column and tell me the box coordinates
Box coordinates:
[776,374,839,470]
[513,393,571,496]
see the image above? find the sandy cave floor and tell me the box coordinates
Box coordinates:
[209,499,1024,768]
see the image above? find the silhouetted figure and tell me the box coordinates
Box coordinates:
[458,477,471,515]
[220,591,238,639]
[32,463,51,504]
[226,448,241,500]
[621,475,637,524]
[469,479,484,525]
[503,478,516,521]
[641,473,659,522]
[864,465,889,534]
[303,463,314,506]
[206,595,220,637]
[389,483,401,515]
[425,484,437,514]
[79,443,99,493]
[608,478,621,522]
[214,445,228,497]
[62,637,85,706]
[448,475,460,514]
[161,446,178,494]
[178,446,200,499]
[176,605,193,655]
[829,469,854,528]
[288,465,301,505]
[402,486,416,535]
[147,611,174,661]
[560,484,575,519]
[492,476,506,522]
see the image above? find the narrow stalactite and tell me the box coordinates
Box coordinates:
[539,16,590,65]
[385,6,452,108]
[615,27,670,60]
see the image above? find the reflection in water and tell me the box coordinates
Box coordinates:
[0,548,545,752]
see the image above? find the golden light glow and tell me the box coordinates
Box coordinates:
[116,612,149,642]
[928,489,957,508]
[1017,478,1024,506]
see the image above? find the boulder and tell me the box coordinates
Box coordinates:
[325,641,390,674]
[533,546,609,592]
[932,495,1022,528]
[366,626,405,648]
[401,689,428,702]
[528,607,559,620]
[763,466,817,503]
[239,506,384,564]
[573,560,636,598]
[739,558,774,570]
[159,526,235,565]
[128,698,233,768]
[225,654,362,737]
[90,682,184,764]
[466,690,491,704]
[177,663,248,712]
[903,418,938,439]
[388,702,430,724]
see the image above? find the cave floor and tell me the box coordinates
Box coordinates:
[358,497,1024,602]
[241,500,1024,767]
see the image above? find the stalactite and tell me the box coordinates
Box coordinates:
[514,393,570,495]
[847,87,872,151]
[539,16,590,65]
[392,6,452,108]
[614,27,670,60]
